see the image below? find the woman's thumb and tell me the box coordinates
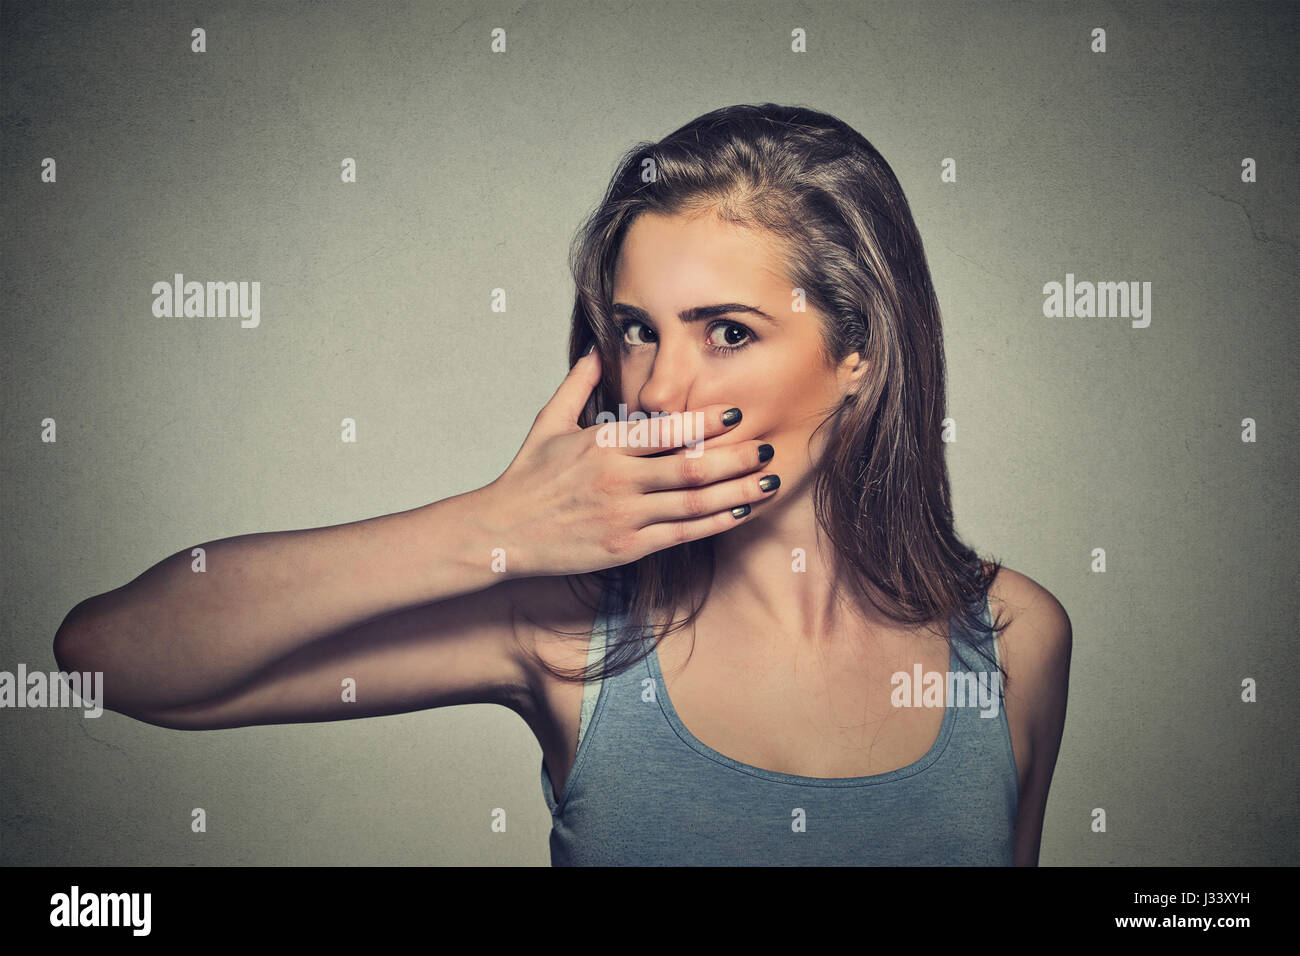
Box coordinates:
[536,346,602,431]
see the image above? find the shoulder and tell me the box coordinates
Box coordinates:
[984,563,1069,637]
[502,572,608,693]
[984,563,1072,759]
[985,564,1072,698]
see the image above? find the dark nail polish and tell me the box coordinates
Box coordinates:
[731,504,750,519]
[759,475,780,492]
[721,407,742,427]
[757,443,774,462]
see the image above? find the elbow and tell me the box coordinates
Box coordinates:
[51,597,155,721]
[53,598,98,674]
[51,591,225,728]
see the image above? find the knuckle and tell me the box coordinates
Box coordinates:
[599,531,628,557]
[678,454,706,486]
[594,468,622,496]
[681,486,707,517]
[673,519,694,546]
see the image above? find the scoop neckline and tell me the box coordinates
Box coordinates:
[642,622,959,787]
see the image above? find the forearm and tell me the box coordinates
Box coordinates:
[53,487,506,713]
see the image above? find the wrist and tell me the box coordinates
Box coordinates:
[408,485,522,605]
[448,482,531,584]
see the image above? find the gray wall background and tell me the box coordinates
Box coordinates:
[2,0,1296,865]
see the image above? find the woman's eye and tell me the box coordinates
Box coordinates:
[707,321,753,352]
[620,319,655,346]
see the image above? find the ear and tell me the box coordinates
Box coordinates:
[837,350,868,398]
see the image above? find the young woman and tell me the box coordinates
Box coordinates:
[54,103,1071,866]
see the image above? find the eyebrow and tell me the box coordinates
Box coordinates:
[611,302,778,326]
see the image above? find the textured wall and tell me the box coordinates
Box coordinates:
[1,0,1296,866]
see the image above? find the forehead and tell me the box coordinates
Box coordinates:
[611,211,791,299]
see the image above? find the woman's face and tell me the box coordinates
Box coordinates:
[609,210,864,492]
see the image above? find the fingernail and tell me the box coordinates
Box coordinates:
[721,407,742,426]
[759,475,780,492]
[731,504,750,519]
[757,443,774,462]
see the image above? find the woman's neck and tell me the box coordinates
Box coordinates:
[706,475,883,645]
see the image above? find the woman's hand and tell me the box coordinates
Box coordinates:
[477,348,780,578]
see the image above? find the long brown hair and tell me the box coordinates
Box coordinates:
[526,103,1007,686]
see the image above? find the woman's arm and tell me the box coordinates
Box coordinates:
[991,570,1073,866]
[52,488,516,720]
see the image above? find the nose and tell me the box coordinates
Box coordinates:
[635,334,697,415]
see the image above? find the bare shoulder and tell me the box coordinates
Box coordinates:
[983,564,1073,689]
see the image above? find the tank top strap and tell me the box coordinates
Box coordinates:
[944,593,1007,711]
[948,594,1002,674]
[577,569,636,745]
[577,576,614,744]
[942,594,1017,824]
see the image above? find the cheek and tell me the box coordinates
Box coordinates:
[748,381,840,440]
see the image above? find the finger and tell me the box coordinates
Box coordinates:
[535,348,602,431]
[635,468,780,526]
[634,440,774,493]
[632,490,769,553]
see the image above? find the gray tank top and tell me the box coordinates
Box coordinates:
[540,572,1019,865]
